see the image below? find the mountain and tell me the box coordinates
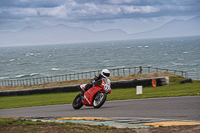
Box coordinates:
[130,16,200,39]
[0,24,129,46]
[0,16,200,46]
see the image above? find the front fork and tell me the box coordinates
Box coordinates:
[80,90,85,102]
[95,91,100,100]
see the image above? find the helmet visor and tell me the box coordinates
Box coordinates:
[103,72,110,77]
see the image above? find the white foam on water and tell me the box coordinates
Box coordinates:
[15,73,40,78]
[172,62,187,66]
[26,53,34,56]
[15,74,26,78]
[30,73,39,76]
[9,59,15,61]
[52,68,60,71]
[0,77,9,80]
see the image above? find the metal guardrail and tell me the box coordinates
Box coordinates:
[186,71,200,81]
[0,66,192,86]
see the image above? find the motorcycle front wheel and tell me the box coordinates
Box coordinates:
[72,94,83,109]
[93,92,107,108]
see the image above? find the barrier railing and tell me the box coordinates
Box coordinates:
[186,71,200,80]
[0,66,191,86]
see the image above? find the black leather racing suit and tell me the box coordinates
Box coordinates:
[84,74,103,91]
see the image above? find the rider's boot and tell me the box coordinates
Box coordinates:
[81,83,91,95]
[80,90,85,95]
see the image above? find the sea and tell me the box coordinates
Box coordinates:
[0,36,200,80]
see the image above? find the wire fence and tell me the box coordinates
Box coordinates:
[0,66,197,87]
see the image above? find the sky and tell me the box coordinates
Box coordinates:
[0,0,200,34]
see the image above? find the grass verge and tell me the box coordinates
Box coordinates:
[0,77,199,109]
[1,116,199,133]
[0,117,125,133]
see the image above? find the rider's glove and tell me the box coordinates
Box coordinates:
[95,80,102,86]
[94,76,98,80]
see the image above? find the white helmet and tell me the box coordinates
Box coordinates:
[101,69,110,78]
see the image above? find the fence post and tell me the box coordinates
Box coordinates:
[65,74,68,81]
[148,67,150,73]
[20,80,22,85]
[117,69,119,76]
[137,66,142,74]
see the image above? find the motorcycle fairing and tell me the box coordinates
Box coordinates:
[80,84,86,91]
[102,78,111,93]
[83,86,102,106]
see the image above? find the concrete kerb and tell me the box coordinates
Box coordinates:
[6,116,200,129]
[7,117,151,128]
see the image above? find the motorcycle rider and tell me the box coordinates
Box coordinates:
[81,69,111,94]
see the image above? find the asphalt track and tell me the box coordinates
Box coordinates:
[0,96,199,121]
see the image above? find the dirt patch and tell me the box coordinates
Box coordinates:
[136,125,200,133]
[0,72,179,92]
[1,124,200,133]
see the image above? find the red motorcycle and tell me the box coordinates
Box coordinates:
[72,78,111,109]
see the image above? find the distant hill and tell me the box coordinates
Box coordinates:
[130,16,200,39]
[0,24,129,46]
[0,16,200,46]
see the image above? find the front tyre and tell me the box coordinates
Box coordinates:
[93,92,107,108]
[72,94,83,109]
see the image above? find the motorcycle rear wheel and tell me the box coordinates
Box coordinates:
[72,94,83,109]
[93,92,107,108]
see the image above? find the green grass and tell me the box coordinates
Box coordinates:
[0,92,77,109]
[0,117,58,126]
[107,82,199,100]
[0,77,199,109]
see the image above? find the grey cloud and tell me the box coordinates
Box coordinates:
[0,0,66,8]
[0,0,199,23]
[73,0,200,6]
[37,0,199,21]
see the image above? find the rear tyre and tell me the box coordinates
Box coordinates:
[93,92,107,108]
[72,94,83,109]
